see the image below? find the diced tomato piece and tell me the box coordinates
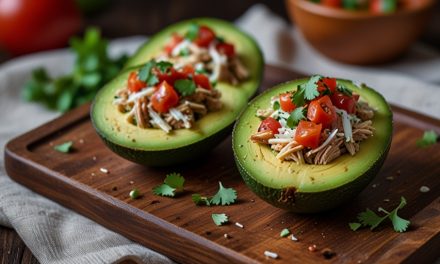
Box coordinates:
[193,74,212,90]
[317,77,337,94]
[154,67,185,86]
[322,0,342,8]
[279,93,296,113]
[353,93,360,102]
[179,64,195,77]
[370,0,396,13]
[307,95,337,128]
[127,71,146,93]
[295,120,322,149]
[151,81,179,113]
[194,25,215,47]
[216,42,235,57]
[164,33,183,55]
[331,92,357,114]
[258,117,281,135]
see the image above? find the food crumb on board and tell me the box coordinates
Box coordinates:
[372,184,377,188]
[386,176,394,181]
[235,222,244,228]
[112,186,118,191]
[290,234,298,241]
[79,139,84,144]
[224,233,230,239]
[91,173,96,176]
[205,231,211,236]
[383,198,390,202]
[264,250,278,259]
[321,248,336,259]
[100,168,109,174]
[396,170,401,176]
[130,181,134,184]
[308,244,318,252]
[92,156,97,161]
[419,186,430,193]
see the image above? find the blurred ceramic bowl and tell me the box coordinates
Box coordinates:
[286,0,435,64]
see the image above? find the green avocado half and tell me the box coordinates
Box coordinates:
[232,79,393,213]
[91,18,264,166]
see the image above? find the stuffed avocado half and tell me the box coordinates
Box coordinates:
[232,78,392,213]
[91,18,263,166]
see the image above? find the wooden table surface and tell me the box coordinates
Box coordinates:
[1,1,439,263]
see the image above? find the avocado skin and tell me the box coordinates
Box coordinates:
[232,79,393,213]
[96,123,233,167]
[234,142,390,213]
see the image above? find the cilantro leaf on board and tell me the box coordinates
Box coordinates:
[212,213,229,226]
[54,141,73,153]
[185,23,200,41]
[210,182,237,206]
[152,173,185,197]
[350,197,410,232]
[174,79,196,96]
[192,194,211,206]
[138,60,159,86]
[280,228,290,237]
[416,130,438,148]
[286,107,305,128]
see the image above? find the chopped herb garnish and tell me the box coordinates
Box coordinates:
[195,68,208,75]
[129,188,140,199]
[303,75,321,100]
[152,173,185,197]
[292,87,305,107]
[416,130,438,148]
[156,61,173,73]
[185,23,199,41]
[138,60,159,86]
[54,141,73,153]
[280,228,290,237]
[216,36,225,43]
[286,107,305,128]
[179,48,190,57]
[192,194,211,206]
[273,101,280,110]
[211,182,237,206]
[174,79,196,96]
[350,197,410,232]
[337,84,353,96]
[212,213,229,226]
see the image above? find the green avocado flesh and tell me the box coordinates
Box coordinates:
[232,79,393,213]
[91,18,263,166]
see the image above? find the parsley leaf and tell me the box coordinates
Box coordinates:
[350,197,410,232]
[192,194,211,206]
[280,228,290,237]
[212,213,229,226]
[156,61,173,73]
[22,28,127,112]
[273,101,280,110]
[179,48,190,57]
[185,23,199,41]
[337,84,352,96]
[286,107,305,128]
[138,60,159,86]
[416,130,438,148]
[54,141,73,153]
[174,79,196,96]
[303,75,321,100]
[152,173,185,197]
[292,87,305,107]
[210,182,237,206]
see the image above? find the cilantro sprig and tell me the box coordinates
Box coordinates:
[185,23,200,41]
[54,141,73,153]
[212,213,229,226]
[174,79,196,96]
[153,173,185,197]
[416,130,439,148]
[22,28,127,112]
[286,107,306,128]
[138,60,159,86]
[349,197,410,232]
[291,75,322,107]
[192,181,237,206]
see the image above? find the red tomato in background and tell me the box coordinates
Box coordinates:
[331,92,357,114]
[151,81,179,113]
[194,25,215,47]
[279,92,296,113]
[164,33,183,55]
[295,120,322,149]
[317,77,337,94]
[0,0,82,55]
[322,0,342,8]
[307,95,337,128]
[127,71,146,93]
[258,117,281,135]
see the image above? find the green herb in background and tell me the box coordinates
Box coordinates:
[22,28,128,112]
[416,130,439,148]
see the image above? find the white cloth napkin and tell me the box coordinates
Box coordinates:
[1,4,440,264]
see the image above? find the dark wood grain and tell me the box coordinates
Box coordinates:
[4,65,440,264]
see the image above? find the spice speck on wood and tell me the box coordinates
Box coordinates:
[224,233,230,239]
[92,156,97,161]
[308,244,318,252]
[290,234,298,241]
[386,176,394,181]
[112,186,118,191]
[129,181,134,184]
[321,248,336,259]
[79,139,84,144]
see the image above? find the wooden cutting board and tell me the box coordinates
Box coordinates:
[5,65,440,264]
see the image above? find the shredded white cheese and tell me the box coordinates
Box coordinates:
[268,138,293,144]
[306,129,338,156]
[208,43,227,82]
[336,108,353,142]
[169,108,191,128]
[171,39,191,57]
[100,168,109,174]
[148,107,172,133]
[235,222,244,228]
[127,87,155,103]
[264,251,278,259]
